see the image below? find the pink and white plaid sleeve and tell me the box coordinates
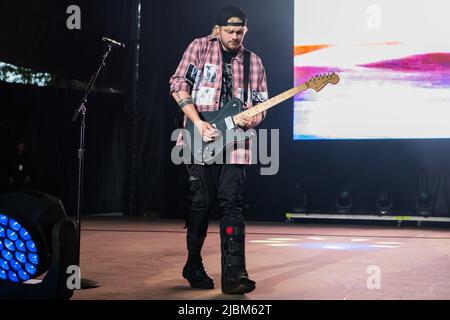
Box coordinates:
[169,39,201,94]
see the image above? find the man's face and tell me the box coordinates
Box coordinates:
[218,26,246,52]
[17,143,25,154]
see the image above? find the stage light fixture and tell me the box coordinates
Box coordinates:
[375,192,393,215]
[336,188,352,214]
[0,191,77,300]
[415,191,434,216]
[292,182,308,213]
[0,214,39,282]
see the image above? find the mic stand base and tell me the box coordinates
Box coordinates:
[77,278,101,290]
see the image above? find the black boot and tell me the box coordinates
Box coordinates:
[220,223,255,294]
[182,233,214,289]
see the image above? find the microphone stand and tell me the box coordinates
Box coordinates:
[70,43,113,289]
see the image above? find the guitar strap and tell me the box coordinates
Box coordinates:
[243,49,251,107]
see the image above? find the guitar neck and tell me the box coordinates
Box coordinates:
[234,83,307,120]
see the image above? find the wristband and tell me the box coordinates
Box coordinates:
[178,98,194,109]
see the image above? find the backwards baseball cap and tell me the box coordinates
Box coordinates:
[216,5,247,27]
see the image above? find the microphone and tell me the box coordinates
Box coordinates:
[102,37,125,49]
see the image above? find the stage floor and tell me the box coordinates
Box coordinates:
[72,217,450,300]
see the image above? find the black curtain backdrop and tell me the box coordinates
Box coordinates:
[0,0,131,90]
[0,0,131,215]
[1,0,450,219]
[0,82,125,216]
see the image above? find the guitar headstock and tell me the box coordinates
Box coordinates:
[305,73,340,92]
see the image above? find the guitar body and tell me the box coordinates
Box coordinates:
[184,98,245,164]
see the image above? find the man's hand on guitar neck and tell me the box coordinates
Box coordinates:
[235,113,262,129]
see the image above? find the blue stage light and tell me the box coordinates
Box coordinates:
[0,259,8,270]
[0,214,39,283]
[7,229,18,241]
[10,260,21,271]
[26,241,37,253]
[19,228,31,241]
[15,240,25,252]
[9,219,21,231]
[5,239,14,251]
[25,263,36,275]
[8,271,18,283]
[2,250,12,261]
[15,252,26,264]
[0,191,78,299]
[18,270,29,281]
[28,253,38,265]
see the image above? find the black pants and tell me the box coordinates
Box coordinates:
[186,164,245,238]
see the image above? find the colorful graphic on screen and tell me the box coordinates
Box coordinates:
[294,0,450,140]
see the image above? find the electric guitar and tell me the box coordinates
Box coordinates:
[184,73,340,164]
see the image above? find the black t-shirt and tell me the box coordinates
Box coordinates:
[9,153,32,182]
[220,48,237,109]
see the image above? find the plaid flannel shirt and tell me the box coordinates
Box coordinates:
[169,35,268,165]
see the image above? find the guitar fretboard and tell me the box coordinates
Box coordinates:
[233,83,307,122]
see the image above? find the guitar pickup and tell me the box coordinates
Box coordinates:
[224,116,235,130]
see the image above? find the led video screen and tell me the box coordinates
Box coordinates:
[294,0,450,140]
